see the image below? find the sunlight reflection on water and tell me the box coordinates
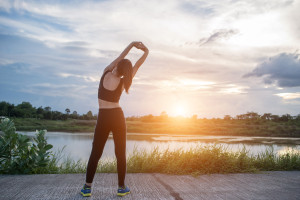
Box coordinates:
[277,147,300,155]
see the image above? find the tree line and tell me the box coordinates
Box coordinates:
[1,101,299,123]
[128,111,300,123]
[0,101,97,120]
[224,112,300,122]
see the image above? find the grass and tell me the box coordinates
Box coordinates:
[13,118,96,132]
[44,144,300,175]
[13,117,300,137]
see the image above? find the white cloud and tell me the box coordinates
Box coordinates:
[58,73,98,83]
[219,84,249,94]
[276,92,300,100]
[0,58,15,66]
[20,82,93,99]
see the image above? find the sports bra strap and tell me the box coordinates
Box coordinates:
[98,70,123,102]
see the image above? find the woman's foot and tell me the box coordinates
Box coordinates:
[81,184,92,197]
[117,186,130,196]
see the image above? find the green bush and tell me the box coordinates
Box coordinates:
[0,118,53,174]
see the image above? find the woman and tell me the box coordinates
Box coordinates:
[81,41,149,197]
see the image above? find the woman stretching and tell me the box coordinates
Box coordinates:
[81,41,149,197]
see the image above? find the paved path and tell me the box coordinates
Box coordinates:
[1,171,300,200]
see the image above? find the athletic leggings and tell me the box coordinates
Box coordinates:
[85,107,127,186]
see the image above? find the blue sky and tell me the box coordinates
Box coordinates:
[0,0,300,118]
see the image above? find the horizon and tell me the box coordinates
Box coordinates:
[1,100,299,120]
[1,0,300,118]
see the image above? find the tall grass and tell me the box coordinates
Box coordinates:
[45,144,300,175]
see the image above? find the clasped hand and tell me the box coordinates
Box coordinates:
[132,41,148,51]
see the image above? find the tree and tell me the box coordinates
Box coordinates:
[65,108,70,115]
[224,115,232,120]
[44,106,51,112]
[236,114,243,120]
[159,111,168,122]
[7,104,14,117]
[160,111,167,116]
[87,111,93,120]
[44,106,52,120]
[71,111,78,119]
[191,114,198,121]
[247,112,260,120]
[14,102,36,118]
[141,114,154,122]
[36,106,44,119]
[280,114,292,122]
[52,111,63,120]
[270,115,280,122]
[0,101,9,116]
[261,113,272,120]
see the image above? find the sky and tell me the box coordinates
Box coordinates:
[0,0,300,118]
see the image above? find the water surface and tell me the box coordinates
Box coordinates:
[20,132,300,162]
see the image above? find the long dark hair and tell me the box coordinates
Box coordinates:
[117,59,133,94]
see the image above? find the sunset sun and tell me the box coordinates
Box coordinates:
[173,104,187,117]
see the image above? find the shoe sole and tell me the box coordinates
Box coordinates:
[117,191,131,196]
[81,192,91,197]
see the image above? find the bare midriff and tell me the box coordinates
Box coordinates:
[98,98,121,109]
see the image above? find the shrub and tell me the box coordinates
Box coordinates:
[0,118,53,174]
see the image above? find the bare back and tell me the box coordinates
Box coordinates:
[98,71,124,109]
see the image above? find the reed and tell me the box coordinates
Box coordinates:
[45,144,300,175]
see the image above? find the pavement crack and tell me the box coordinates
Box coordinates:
[153,174,183,200]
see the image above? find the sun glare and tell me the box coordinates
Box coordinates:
[173,104,187,117]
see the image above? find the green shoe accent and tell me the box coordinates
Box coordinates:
[81,184,92,197]
[117,186,130,196]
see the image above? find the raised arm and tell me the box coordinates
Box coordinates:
[104,42,136,73]
[132,43,149,78]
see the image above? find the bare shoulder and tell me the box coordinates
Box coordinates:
[104,62,117,73]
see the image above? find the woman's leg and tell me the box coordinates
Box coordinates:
[112,108,127,187]
[85,111,110,185]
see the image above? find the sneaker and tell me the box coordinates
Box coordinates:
[81,184,92,197]
[117,186,130,197]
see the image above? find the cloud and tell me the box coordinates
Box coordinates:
[244,52,300,87]
[183,69,217,75]
[20,83,91,98]
[275,92,300,100]
[180,1,215,16]
[58,73,98,83]
[198,29,239,46]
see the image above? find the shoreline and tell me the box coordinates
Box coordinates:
[15,128,300,138]
[17,131,300,145]
[10,117,300,138]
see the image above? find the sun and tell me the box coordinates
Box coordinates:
[173,104,187,117]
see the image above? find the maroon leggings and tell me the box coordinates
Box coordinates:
[85,107,126,186]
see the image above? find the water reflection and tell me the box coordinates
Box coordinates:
[19,132,300,163]
[277,147,300,155]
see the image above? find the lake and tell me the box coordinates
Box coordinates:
[20,132,300,163]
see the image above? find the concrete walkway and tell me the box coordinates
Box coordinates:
[1,171,300,200]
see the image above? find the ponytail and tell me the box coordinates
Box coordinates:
[117,59,133,94]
